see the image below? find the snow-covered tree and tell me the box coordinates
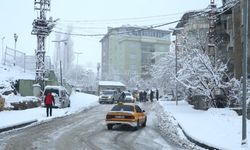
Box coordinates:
[177,48,241,108]
[151,51,176,95]
[151,29,241,108]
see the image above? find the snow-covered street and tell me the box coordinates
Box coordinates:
[1,0,250,150]
[1,91,250,150]
[0,92,186,150]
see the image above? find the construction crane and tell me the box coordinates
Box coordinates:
[31,0,57,89]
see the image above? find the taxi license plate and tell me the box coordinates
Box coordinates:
[114,116,125,118]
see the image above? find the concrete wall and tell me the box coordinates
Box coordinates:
[18,80,34,96]
[18,70,59,96]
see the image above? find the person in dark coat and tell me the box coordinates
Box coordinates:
[44,92,55,117]
[139,91,143,102]
[119,91,126,102]
[156,89,159,101]
[150,90,154,102]
[143,90,147,102]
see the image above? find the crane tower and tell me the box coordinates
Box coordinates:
[31,0,56,89]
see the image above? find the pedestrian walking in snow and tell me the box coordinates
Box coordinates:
[156,89,159,101]
[119,91,126,102]
[139,91,143,102]
[44,92,55,117]
[150,89,154,102]
[143,90,147,102]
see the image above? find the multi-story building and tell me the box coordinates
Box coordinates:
[100,26,171,82]
[173,0,250,80]
[174,11,209,54]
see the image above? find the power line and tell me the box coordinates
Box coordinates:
[215,1,239,17]
[53,31,105,37]
[52,20,179,37]
[53,2,239,38]
[58,12,184,23]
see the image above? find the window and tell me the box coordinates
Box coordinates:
[44,88,59,96]
[111,105,134,112]
[135,105,142,112]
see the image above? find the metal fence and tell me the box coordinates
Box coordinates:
[3,46,52,72]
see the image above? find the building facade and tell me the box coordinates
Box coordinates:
[100,26,171,82]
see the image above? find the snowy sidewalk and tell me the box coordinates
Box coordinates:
[0,92,99,132]
[159,100,250,150]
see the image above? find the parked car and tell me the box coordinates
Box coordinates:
[43,85,71,108]
[123,91,135,103]
[99,90,117,104]
[105,102,147,130]
[161,93,173,101]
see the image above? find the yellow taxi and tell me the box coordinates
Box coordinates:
[105,102,147,130]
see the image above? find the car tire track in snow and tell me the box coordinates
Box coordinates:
[0,102,196,150]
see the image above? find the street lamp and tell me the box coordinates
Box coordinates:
[14,33,18,50]
[51,39,68,86]
[169,27,184,105]
[74,52,83,85]
[242,0,248,145]
[13,33,18,66]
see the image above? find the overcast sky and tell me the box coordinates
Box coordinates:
[0,0,222,71]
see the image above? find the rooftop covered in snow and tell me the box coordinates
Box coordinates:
[98,81,125,87]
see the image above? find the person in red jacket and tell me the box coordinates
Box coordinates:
[44,92,55,117]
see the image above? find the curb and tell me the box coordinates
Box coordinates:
[177,123,219,150]
[0,119,38,133]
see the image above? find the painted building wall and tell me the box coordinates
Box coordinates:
[101,27,171,82]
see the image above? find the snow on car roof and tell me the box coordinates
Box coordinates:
[99,81,125,86]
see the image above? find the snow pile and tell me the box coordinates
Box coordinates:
[0,80,15,95]
[4,95,39,108]
[0,92,99,129]
[155,103,203,150]
[159,100,250,150]
[0,65,34,81]
[0,64,36,109]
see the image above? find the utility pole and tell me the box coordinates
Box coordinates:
[74,52,83,85]
[175,35,178,105]
[242,0,248,146]
[208,0,217,65]
[169,27,183,105]
[60,61,62,86]
[97,62,100,81]
[51,39,68,86]
[31,0,57,90]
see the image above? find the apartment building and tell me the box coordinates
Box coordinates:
[100,26,171,82]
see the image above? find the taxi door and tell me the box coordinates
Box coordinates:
[135,105,146,124]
